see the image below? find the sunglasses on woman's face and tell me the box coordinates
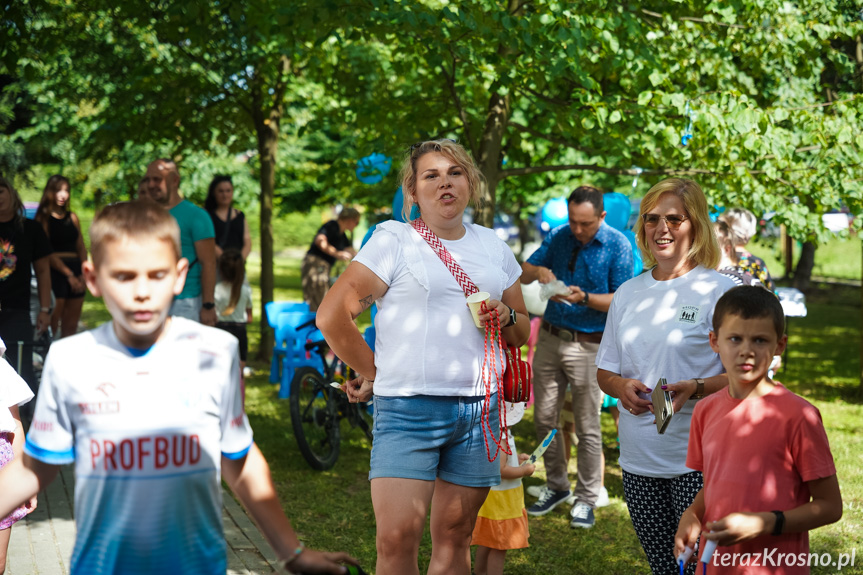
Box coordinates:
[642,213,688,229]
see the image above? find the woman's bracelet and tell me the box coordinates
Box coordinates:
[280,543,305,573]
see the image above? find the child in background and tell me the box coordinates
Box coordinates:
[0,337,36,574]
[215,249,253,399]
[675,286,842,573]
[0,202,356,575]
[471,402,536,575]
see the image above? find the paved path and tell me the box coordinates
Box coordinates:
[6,465,280,574]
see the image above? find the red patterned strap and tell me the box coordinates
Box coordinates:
[411,218,479,296]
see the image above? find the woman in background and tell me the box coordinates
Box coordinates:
[35,175,87,338]
[204,175,251,261]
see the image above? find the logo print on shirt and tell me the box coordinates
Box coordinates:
[96,382,116,397]
[677,305,700,324]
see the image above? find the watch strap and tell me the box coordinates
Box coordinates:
[693,378,705,399]
[202,302,216,310]
[771,510,785,535]
[508,306,517,327]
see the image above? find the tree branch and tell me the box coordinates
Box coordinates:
[441,47,477,158]
[508,121,600,156]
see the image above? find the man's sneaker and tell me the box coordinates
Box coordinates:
[526,484,576,505]
[596,486,610,508]
[570,502,595,529]
[526,488,572,516]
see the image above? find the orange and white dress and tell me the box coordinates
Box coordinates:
[471,403,529,550]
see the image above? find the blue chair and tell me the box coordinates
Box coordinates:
[267,302,311,382]
[265,301,309,328]
[272,312,325,397]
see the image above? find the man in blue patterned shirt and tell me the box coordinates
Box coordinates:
[521,185,633,528]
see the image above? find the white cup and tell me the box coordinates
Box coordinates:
[466,291,491,329]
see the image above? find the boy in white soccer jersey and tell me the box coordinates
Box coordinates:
[0,202,356,575]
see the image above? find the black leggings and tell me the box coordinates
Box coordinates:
[622,469,703,575]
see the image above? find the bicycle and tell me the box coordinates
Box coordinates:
[289,336,373,471]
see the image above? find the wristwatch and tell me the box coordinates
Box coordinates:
[40,306,52,314]
[202,302,216,310]
[577,292,590,306]
[693,378,705,399]
[771,510,785,535]
[508,306,517,327]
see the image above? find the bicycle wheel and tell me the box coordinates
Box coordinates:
[289,367,340,470]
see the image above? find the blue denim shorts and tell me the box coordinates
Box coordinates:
[369,393,502,487]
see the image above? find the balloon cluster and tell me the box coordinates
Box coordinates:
[356,153,392,185]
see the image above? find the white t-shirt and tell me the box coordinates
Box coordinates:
[0,337,33,433]
[215,281,252,323]
[354,221,522,397]
[596,265,736,478]
[25,317,253,575]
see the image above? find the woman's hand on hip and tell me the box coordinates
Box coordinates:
[619,378,652,416]
[344,375,374,403]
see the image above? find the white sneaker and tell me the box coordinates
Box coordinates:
[595,486,610,508]
[526,484,576,505]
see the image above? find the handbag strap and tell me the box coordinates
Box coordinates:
[411,218,479,297]
[410,217,510,461]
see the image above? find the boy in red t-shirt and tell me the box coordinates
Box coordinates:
[675,286,842,574]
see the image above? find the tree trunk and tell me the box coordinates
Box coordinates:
[474,90,510,227]
[254,109,280,359]
[792,241,816,292]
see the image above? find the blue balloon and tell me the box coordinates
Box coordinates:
[356,153,392,185]
[603,192,631,231]
[541,198,569,232]
[622,230,644,276]
[709,205,726,222]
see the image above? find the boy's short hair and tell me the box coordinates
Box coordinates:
[713,285,785,339]
[90,201,181,266]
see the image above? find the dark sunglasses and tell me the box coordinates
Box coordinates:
[642,213,688,229]
[409,138,457,154]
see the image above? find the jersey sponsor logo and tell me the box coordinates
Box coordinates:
[78,401,120,415]
[677,305,700,324]
[229,414,245,428]
[31,419,53,432]
[89,434,202,471]
[96,382,116,397]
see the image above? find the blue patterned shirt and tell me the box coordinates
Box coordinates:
[527,222,633,332]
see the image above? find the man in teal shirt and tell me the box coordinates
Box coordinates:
[143,158,217,326]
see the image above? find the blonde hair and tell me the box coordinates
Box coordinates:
[634,178,720,270]
[399,139,483,222]
[719,208,757,245]
[713,220,739,264]
[89,201,181,266]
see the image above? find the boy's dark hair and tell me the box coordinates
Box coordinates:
[567,185,604,216]
[90,201,181,266]
[713,285,785,339]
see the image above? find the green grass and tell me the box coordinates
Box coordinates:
[79,254,863,575]
[748,235,862,282]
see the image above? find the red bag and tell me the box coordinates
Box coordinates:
[502,345,532,403]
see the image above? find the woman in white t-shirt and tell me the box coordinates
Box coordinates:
[317,140,530,575]
[596,179,736,575]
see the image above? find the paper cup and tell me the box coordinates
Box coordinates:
[466,291,490,328]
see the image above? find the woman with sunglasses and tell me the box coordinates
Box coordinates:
[317,139,529,575]
[596,178,736,574]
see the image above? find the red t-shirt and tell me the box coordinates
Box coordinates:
[688,384,836,574]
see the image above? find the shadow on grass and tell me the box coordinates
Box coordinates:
[782,301,862,405]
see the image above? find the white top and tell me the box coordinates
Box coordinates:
[215,281,253,323]
[596,265,736,478]
[25,317,253,575]
[354,221,522,397]
[0,337,34,433]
